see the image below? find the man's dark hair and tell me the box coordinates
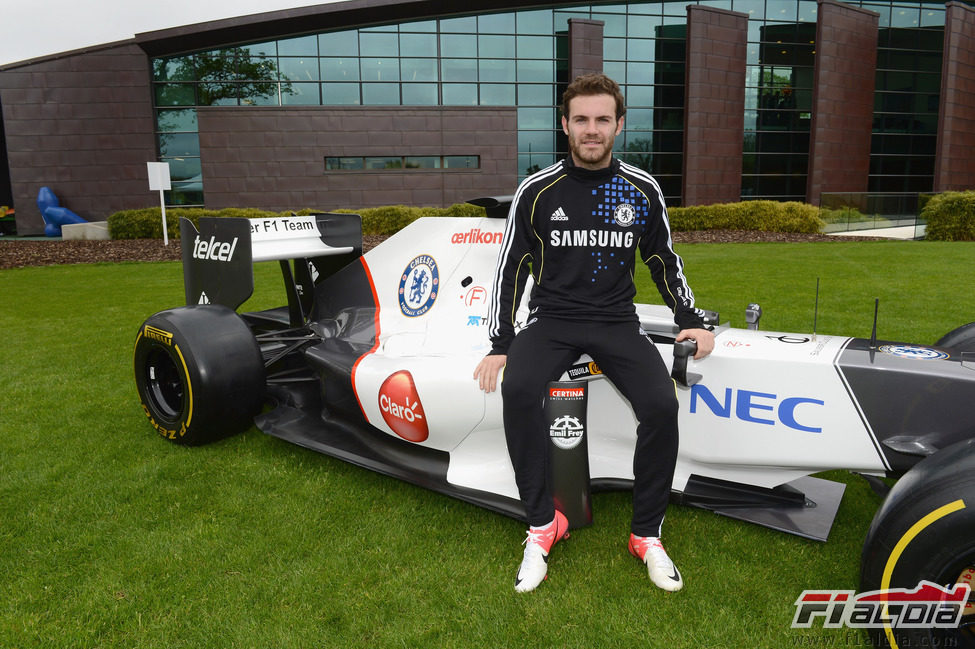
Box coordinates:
[561,73,626,120]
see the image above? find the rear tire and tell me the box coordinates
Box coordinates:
[935,322,975,352]
[860,438,975,648]
[134,305,265,445]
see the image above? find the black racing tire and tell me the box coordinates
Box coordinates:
[860,438,975,648]
[134,305,265,446]
[935,322,975,352]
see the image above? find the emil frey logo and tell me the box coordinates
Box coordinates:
[399,254,439,317]
[549,415,584,450]
[378,370,428,442]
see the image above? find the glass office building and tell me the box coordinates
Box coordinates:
[3,0,971,234]
[150,0,949,206]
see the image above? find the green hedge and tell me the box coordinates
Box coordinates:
[107,204,486,240]
[108,200,827,240]
[331,202,485,235]
[668,200,824,233]
[921,191,975,241]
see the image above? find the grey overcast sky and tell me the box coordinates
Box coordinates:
[0,0,345,66]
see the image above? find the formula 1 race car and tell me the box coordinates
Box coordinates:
[134,203,975,648]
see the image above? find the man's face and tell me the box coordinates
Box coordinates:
[561,93,624,170]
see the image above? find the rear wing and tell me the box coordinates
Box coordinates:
[467,195,513,219]
[180,213,362,324]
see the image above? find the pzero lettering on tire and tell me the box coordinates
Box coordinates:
[859,438,975,649]
[134,305,265,446]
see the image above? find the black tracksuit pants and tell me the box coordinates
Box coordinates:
[501,317,679,537]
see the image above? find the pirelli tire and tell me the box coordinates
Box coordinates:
[859,438,975,649]
[134,305,265,446]
[936,321,975,352]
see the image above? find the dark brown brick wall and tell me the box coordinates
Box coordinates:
[568,19,604,80]
[0,43,156,235]
[934,1,975,192]
[197,106,517,211]
[682,6,748,206]
[806,0,879,205]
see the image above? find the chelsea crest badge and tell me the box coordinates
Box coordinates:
[614,203,636,227]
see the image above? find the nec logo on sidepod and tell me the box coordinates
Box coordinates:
[379,370,429,442]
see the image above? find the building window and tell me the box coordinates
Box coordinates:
[325,155,480,171]
[149,0,949,205]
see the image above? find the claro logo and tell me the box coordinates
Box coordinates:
[378,370,429,442]
[192,235,239,262]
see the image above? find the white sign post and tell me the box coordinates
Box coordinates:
[146,162,172,246]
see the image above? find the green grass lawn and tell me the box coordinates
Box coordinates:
[1,240,973,649]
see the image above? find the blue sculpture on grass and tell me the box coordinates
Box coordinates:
[37,186,86,237]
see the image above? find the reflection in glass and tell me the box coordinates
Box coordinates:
[517,35,554,58]
[154,85,196,107]
[400,33,437,57]
[479,59,515,83]
[401,58,438,82]
[478,12,515,33]
[442,83,478,105]
[157,108,198,132]
[361,83,400,104]
[479,35,515,58]
[517,59,555,83]
[321,58,360,82]
[361,58,400,82]
[319,31,359,57]
[161,156,201,182]
[159,132,200,158]
[365,156,404,169]
[360,32,399,57]
[441,34,477,57]
[518,84,554,106]
[325,157,365,170]
[444,156,480,168]
[282,83,320,105]
[279,57,319,82]
[405,156,440,168]
[480,84,515,105]
[323,82,360,105]
[402,83,439,105]
[442,58,477,83]
[516,9,552,34]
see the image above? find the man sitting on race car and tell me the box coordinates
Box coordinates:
[474,73,714,593]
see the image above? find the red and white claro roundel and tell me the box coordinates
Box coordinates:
[378,370,429,442]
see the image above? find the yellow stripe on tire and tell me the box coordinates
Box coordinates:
[880,498,967,649]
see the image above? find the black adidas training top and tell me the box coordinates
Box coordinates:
[487,156,705,355]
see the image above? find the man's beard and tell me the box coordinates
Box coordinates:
[569,133,613,167]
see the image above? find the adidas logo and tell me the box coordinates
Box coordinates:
[198,291,211,305]
[551,207,568,221]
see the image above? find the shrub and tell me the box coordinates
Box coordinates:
[922,191,975,241]
[107,207,285,240]
[668,200,824,233]
[107,204,487,240]
[109,200,833,240]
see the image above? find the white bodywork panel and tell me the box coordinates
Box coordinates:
[350,217,888,498]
